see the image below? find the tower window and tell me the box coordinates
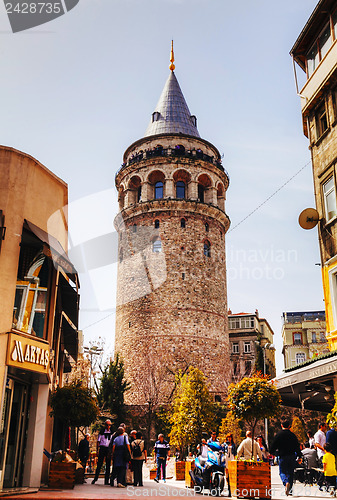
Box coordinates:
[198,184,205,203]
[203,240,211,257]
[155,220,160,229]
[133,224,137,233]
[181,218,186,228]
[155,181,163,199]
[205,222,209,232]
[182,272,185,280]
[153,239,162,253]
[152,111,160,122]
[176,181,185,199]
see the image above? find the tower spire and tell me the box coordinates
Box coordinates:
[169,40,175,71]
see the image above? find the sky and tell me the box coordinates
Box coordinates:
[0,0,323,374]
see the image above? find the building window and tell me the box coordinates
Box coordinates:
[245,360,252,375]
[293,332,302,345]
[232,342,239,354]
[181,218,186,228]
[306,22,332,78]
[312,332,317,343]
[316,101,328,139]
[320,331,326,342]
[244,341,251,353]
[307,42,319,78]
[229,317,255,329]
[133,224,137,233]
[153,239,162,253]
[155,220,160,229]
[214,395,221,403]
[323,176,337,221]
[155,181,163,199]
[176,181,185,199]
[296,352,306,365]
[319,23,332,59]
[203,240,211,257]
[233,362,239,376]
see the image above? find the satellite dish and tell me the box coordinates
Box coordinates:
[299,208,319,230]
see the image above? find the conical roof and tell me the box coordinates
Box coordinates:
[144,71,200,138]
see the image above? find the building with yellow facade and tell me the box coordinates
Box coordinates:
[0,146,79,491]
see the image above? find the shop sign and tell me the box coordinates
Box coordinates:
[7,333,50,374]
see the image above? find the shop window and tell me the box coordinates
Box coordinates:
[153,239,162,253]
[203,240,211,257]
[323,176,337,221]
[176,181,186,199]
[155,181,164,199]
[315,101,328,139]
[296,352,306,365]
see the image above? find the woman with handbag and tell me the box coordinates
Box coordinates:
[111,426,132,487]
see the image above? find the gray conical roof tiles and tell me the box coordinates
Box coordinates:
[144,71,200,138]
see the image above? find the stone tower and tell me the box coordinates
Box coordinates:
[114,48,230,406]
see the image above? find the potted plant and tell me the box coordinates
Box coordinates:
[227,373,281,499]
[49,382,99,488]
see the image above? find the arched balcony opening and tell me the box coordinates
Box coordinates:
[128,176,142,205]
[118,187,126,210]
[173,144,185,157]
[148,170,165,200]
[197,174,212,204]
[173,169,191,200]
[217,182,225,211]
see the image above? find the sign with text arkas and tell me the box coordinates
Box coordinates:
[7,333,50,374]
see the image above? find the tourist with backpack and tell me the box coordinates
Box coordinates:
[131,431,147,486]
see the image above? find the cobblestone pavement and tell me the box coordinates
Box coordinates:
[0,465,335,499]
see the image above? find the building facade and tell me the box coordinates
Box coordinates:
[228,310,276,382]
[0,146,79,490]
[282,311,329,369]
[291,0,337,351]
[114,55,230,405]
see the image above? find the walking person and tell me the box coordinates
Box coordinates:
[256,435,269,462]
[224,433,236,498]
[92,420,113,485]
[78,433,90,468]
[326,424,337,462]
[314,421,327,467]
[131,431,147,486]
[270,420,302,496]
[111,426,132,488]
[323,443,337,494]
[237,431,263,461]
[154,434,170,483]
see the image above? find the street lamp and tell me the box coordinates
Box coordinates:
[257,342,276,447]
[83,345,103,390]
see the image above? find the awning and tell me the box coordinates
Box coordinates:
[23,219,77,282]
[62,313,78,362]
[274,354,337,412]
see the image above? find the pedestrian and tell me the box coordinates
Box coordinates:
[78,433,90,468]
[237,431,263,461]
[111,426,132,488]
[270,419,302,496]
[314,421,327,466]
[131,431,147,486]
[326,424,337,462]
[307,431,315,449]
[207,431,220,444]
[224,433,236,498]
[154,433,170,483]
[197,436,209,459]
[130,430,137,443]
[92,420,113,485]
[301,442,318,469]
[322,443,337,494]
[256,435,269,462]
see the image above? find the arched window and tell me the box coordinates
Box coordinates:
[153,239,162,253]
[198,184,205,203]
[181,218,186,228]
[204,240,211,257]
[176,181,185,199]
[155,220,160,229]
[155,181,163,199]
[133,224,137,233]
[205,222,209,232]
[296,352,306,365]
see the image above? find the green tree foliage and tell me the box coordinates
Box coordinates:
[50,381,99,452]
[168,367,214,458]
[96,353,130,422]
[291,416,306,444]
[227,373,281,458]
[218,411,243,446]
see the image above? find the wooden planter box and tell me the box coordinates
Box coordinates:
[185,460,195,488]
[175,461,186,481]
[228,460,271,499]
[49,462,76,489]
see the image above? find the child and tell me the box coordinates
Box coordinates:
[322,443,337,495]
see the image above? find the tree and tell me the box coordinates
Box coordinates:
[96,353,130,423]
[218,410,243,446]
[50,381,99,453]
[227,373,281,459]
[291,416,306,444]
[168,367,215,459]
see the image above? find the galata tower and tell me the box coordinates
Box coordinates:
[114,45,230,406]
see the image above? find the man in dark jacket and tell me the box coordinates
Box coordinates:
[78,433,90,467]
[270,420,302,496]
